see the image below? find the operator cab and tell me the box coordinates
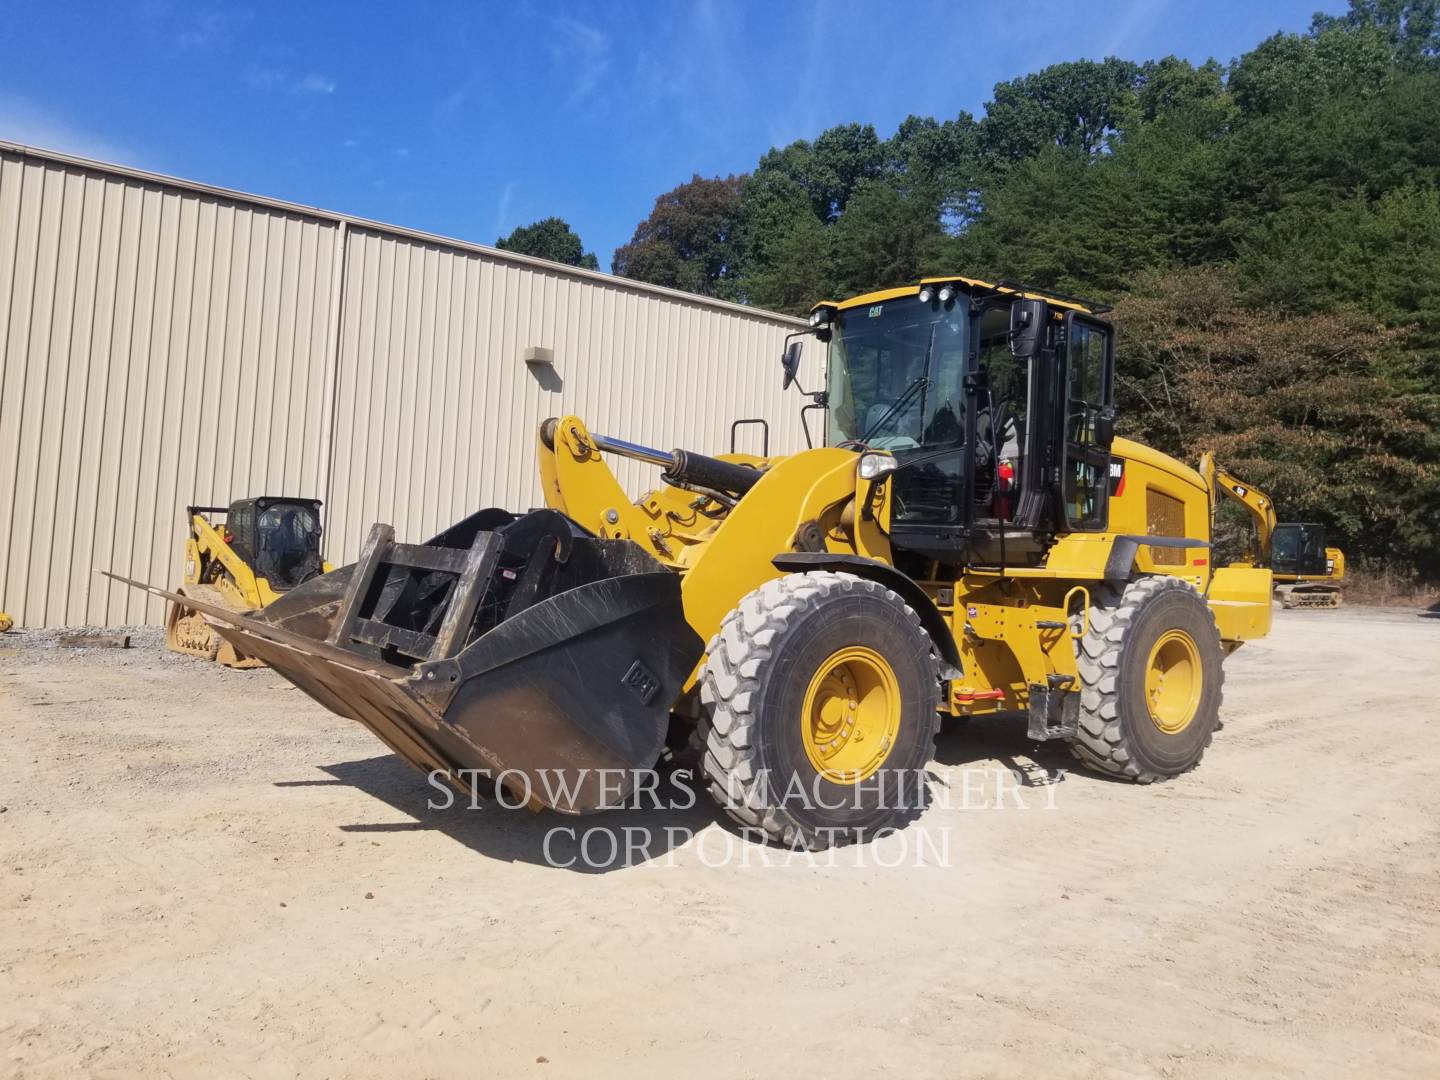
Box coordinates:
[1271,522,1329,579]
[222,497,325,591]
[789,278,1116,571]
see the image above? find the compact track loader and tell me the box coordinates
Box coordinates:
[1271,523,1345,608]
[166,498,328,667]
[113,277,1273,847]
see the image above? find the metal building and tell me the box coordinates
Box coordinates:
[0,141,810,628]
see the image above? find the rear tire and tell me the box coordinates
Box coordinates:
[1069,575,1224,783]
[697,572,941,848]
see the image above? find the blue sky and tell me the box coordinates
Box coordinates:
[1,1,1344,267]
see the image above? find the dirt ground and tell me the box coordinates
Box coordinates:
[2,605,1438,1079]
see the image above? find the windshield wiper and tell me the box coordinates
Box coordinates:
[860,324,938,443]
[861,375,933,443]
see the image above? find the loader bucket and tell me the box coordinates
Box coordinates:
[106,508,702,813]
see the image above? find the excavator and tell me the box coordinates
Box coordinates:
[1271,523,1346,607]
[1199,463,1345,608]
[111,276,1274,848]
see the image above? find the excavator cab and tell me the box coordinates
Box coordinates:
[1272,523,1328,579]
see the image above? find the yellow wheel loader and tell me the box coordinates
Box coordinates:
[113,277,1274,848]
[1271,523,1345,608]
[166,498,328,668]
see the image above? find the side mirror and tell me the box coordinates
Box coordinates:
[781,340,803,390]
[1095,408,1115,448]
[1009,297,1047,359]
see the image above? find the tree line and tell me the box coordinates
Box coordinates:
[498,1,1440,580]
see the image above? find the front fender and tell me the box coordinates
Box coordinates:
[772,552,962,678]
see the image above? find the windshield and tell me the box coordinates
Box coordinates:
[825,295,969,450]
[1272,526,1299,564]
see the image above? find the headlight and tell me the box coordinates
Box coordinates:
[918,286,934,303]
[938,283,956,303]
[809,306,833,328]
[857,452,897,481]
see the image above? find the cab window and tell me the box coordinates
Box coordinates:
[1062,317,1112,530]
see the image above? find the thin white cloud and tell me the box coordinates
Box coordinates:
[244,64,286,90]
[178,10,249,51]
[434,87,466,128]
[0,93,147,167]
[297,72,336,95]
[242,65,337,96]
[1103,0,1167,57]
[548,16,611,105]
[765,0,827,148]
[493,180,517,239]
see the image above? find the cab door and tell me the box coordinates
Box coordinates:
[1059,312,1115,531]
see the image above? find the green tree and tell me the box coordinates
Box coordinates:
[1119,56,1229,131]
[1113,268,1440,576]
[1227,23,1394,115]
[611,175,745,296]
[886,112,982,225]
[739,212,833,314]
[732,170,831,311]
[495,217,599,269]
[755,123,888,223]
[979,58,1141,163]
[1311,0,1440,67]
[828,178,941,298]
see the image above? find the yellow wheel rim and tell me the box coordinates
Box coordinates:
[1144,629,1202,734]
[800,646,902,784]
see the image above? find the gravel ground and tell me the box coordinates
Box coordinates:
[2,605,1438,1078]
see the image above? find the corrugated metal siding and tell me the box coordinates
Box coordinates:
[324,228,812,563]
[0,144,809,626]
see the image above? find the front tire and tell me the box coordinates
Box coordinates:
[1069,575,1224,782]
[697,572,941,848]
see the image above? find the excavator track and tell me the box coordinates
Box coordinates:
[1277,584,1343,609]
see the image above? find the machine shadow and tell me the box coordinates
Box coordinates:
[930,713,1097,785]
[292,712,1117,872]
[291,754,716,874]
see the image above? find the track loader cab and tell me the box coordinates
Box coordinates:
[222,497,326,592]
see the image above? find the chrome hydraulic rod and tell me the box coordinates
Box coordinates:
[590,432,678,469]
[592,431,764,497]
